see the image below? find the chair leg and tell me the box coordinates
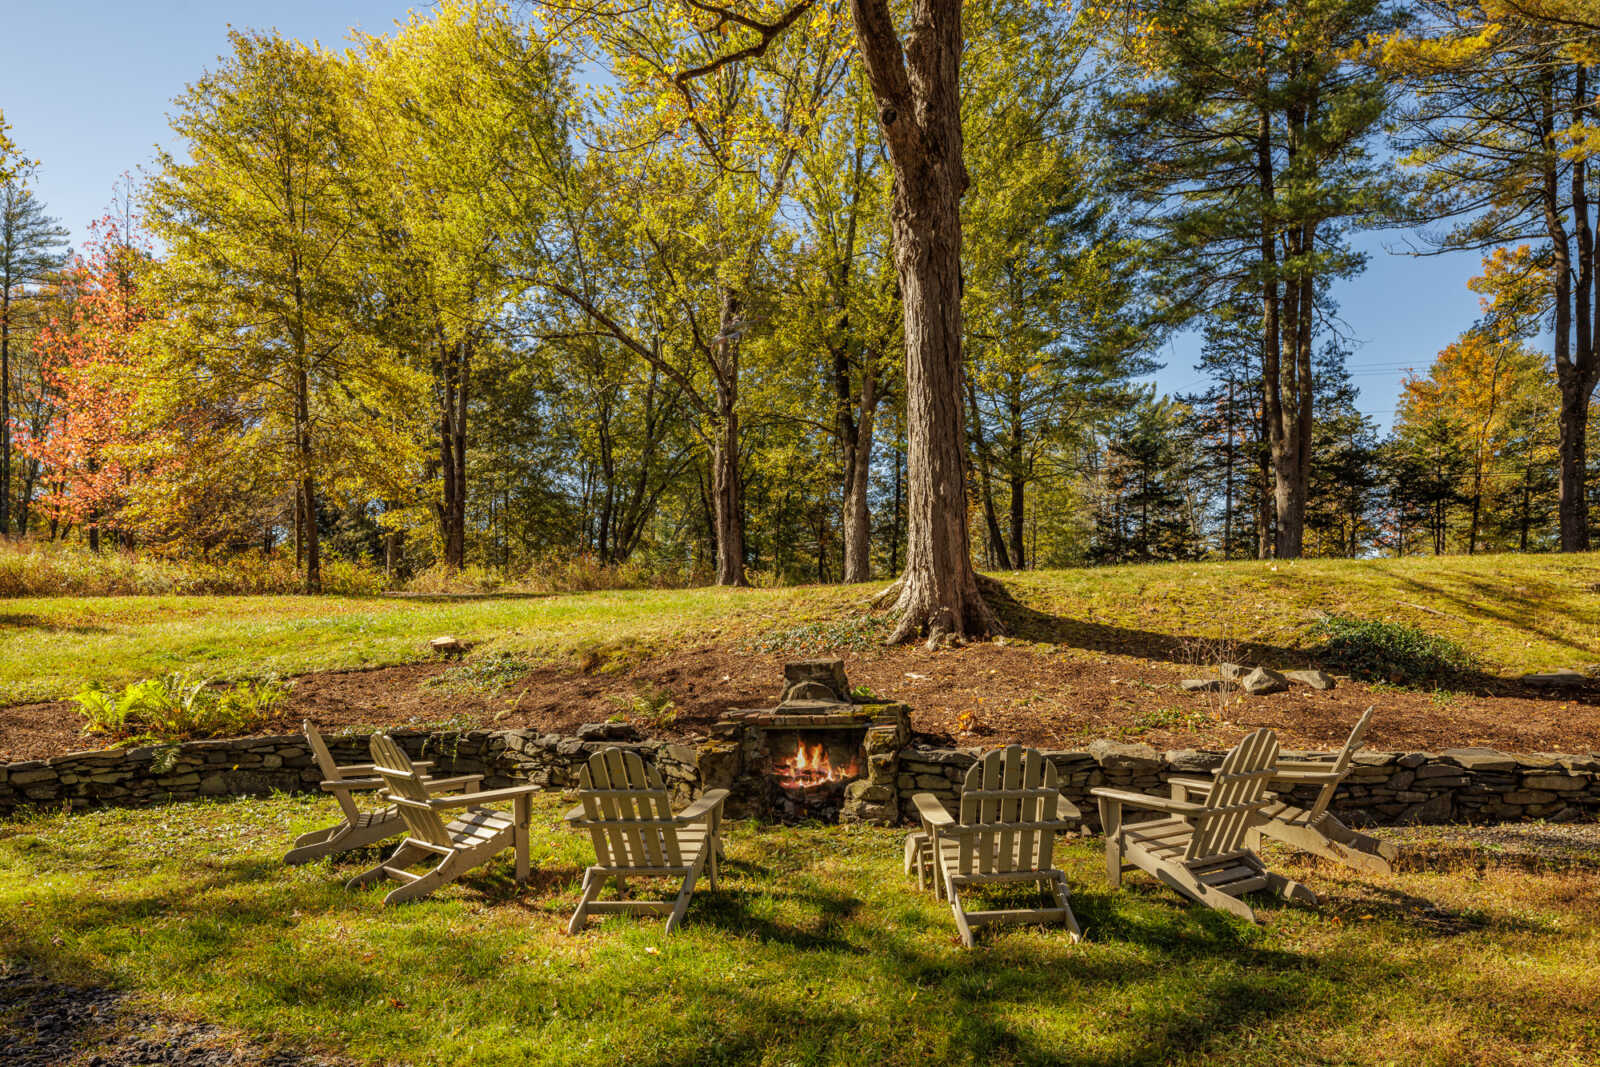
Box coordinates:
[345,840,427,890]
[1263,870,1318,906]
[947,880,975,949]
[664,858,703,935]
[1098,798,1124,888]
[568,868,603,935]
[1157,864,1258,923]
[383,864,450,906]
[283,825,340,865]
[1050,873,1083,943]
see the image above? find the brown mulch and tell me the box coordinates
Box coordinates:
[5,643,1600,763]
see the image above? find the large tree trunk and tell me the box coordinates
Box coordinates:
[840,381,877,582]
[437,338,470,570]
[712,290,747,586]
[1007,391,1025,569]
[965,377,1011,570]
[851,0,996,643]
[836,340,879,583]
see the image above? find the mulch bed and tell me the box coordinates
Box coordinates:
[4,643,1600,763]
[0,965,347,1067]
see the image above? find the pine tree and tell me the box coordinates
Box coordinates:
[0,155,68,534]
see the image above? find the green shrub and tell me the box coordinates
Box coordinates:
[1313,614,1476,686]
[423,652,531,693]
[607,684,678,725]
[71,672,292,743]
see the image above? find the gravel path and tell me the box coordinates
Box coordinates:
[1380,821,1600,872]
[0,966,353,1067]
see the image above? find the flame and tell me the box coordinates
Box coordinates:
[776,738,860,788]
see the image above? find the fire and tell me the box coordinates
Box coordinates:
[777,738,859,788]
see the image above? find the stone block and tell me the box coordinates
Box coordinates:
[1521,773,1587,792]
[1502,790,1559,805]
[1284,669,1336,690]
[1165,749,1224,773]
[1087,740,1162,773]
[1440,748,1517,772]
[1239,666,1289,695]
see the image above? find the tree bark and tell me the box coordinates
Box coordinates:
[712,289,746,586]
[965,376,1011,570]
[851,0,996,642]
[437,337,470,570]
[839,359,878,582]
[1007,391,1025,570]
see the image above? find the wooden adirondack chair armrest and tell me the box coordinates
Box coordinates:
[1269,768,1346,785]
[321,777,385,793]
[1090,787,1208,819]
[420,774,483,793]
[912,792,955,829]
[335,761,434,775]
[426,783,544,809]
[1167,775,1215,793]
[1056,795,1082,821]
[675,789,730,824]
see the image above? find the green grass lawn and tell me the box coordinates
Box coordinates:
[2,794,1597,1066]
[3,552,1598,706]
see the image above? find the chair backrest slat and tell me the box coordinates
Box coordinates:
[1306,706,1373,821]
[578,748,683,870]
[1188,728,1279,860]
[369,733,451,847]
[956,745,1067,877]
[305,720,360,822]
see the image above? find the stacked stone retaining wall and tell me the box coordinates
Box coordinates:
[3,731,1597,828]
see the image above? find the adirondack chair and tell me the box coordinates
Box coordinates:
[1169,707,1396,875]
[911,744,1083,948]
[346,733,542,905]
[1093,727,1316,922]
[283,720,482,865]
[564,748,729,936]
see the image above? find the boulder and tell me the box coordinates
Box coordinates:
[1180,678,1235,693]
[1240,666,1290,695]
[575,721,640,742]
[1087,739,1163,773]
[1520,669,1588,689]
[1217,662,1247,681]
[1165,749,1225,773]
[1284,669,1336,690]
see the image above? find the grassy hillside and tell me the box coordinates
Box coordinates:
[1,552,1596,706]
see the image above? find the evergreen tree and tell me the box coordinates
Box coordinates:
[0,155,68,534]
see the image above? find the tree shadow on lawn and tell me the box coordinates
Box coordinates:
[1392,572,1600,675]
[983,578,1318,671]
[984,578,1535,696]
[0,850,1571,1067]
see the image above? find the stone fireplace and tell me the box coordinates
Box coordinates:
[711,659,910,823]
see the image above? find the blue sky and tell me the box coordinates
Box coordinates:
[1,1,1490,431]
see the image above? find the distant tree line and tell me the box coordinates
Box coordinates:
[0,0,1596,599]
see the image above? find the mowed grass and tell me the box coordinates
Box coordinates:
[2,794,1597,1066]
[3,552,1598,706]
